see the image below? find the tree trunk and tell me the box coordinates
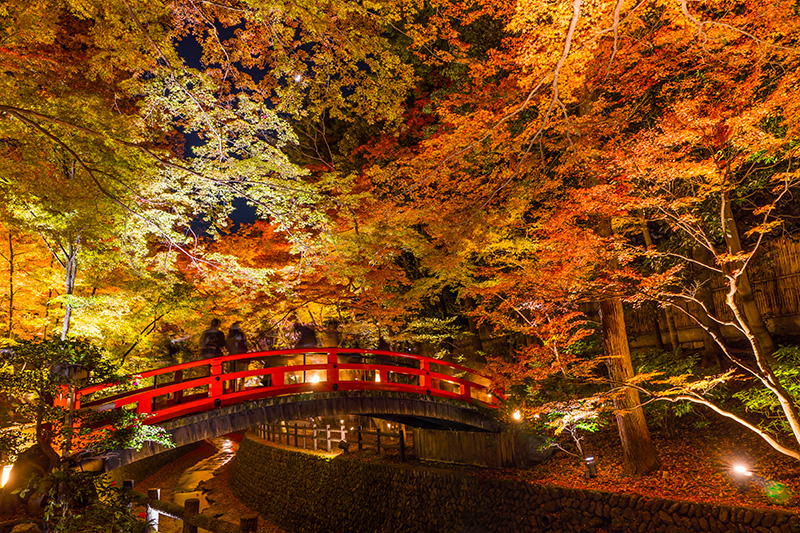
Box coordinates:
[600,298,661,475]
[692,246,724,368]
[597,217,660,474]
[60,237,80,341]
[665,307,680,354]
[649,303,665,351]
[463,297,485,357]
[42,256,54,339]
[6,231,14,337]
[638,219,664,351]
[721,192,775,357]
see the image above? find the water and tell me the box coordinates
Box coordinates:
[161,436,237,533]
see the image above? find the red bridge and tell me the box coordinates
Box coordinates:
[69,349,502,467]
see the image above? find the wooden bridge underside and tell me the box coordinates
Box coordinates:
[108,390,499,469]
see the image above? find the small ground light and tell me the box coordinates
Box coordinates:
[732,463,753,493]
[293,73,302,83]
[584,456,598,479]
[512,410,522,421]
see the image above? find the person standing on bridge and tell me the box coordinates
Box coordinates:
[227,322,249,391]
[199,318,226,359]
[293,320,318,348]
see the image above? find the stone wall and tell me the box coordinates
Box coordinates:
[105,441,201,486]
[229,435,800,533]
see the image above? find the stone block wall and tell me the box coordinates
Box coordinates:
[229,435,800,533]
[105,441,201,486]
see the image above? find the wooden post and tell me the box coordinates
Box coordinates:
[399,428,406,462]
[303,424,307,449]
[328,349,339,390]
[376,428,381,454]
[183,498,200,533]
[340,424,346,445]
[294,423,298,447]
[313,422,318,451]
[210,361,223,398]
[146,488,160,532]
[326,424,331,453]
[240,515,258,533]
[358,426,363,451]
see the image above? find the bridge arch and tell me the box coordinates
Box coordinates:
[109,390,500,468]
[70,349,502,469]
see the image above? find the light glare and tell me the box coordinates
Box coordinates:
[1,465,11,488]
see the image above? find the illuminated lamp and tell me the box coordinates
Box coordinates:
[584,456,598,478]
[732,464,753,493]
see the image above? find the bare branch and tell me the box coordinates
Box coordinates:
[679,0,795,53]
[659,393,800,460]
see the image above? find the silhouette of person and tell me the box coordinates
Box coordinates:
[199,318,226,359]
[227,322,249,391]
[226,322,248,355]
[293,321,318,348]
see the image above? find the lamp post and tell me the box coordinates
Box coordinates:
[732,464,753,493]
[584,456,598,478]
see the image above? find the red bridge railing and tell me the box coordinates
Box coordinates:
[71,349,500,425]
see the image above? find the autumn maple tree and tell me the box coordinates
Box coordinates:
[307,0,800,472]
[5,0,800,485]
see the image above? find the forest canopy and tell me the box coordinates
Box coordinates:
[2,0,800,473]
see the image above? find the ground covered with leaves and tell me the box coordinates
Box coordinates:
[520,419,800,512]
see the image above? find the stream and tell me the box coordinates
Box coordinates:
[158,436,238,533]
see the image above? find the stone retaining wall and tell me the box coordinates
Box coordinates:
[229,435,800,533]
[105,441,201,486]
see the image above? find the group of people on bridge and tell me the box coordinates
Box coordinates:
[198,319,250,359]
